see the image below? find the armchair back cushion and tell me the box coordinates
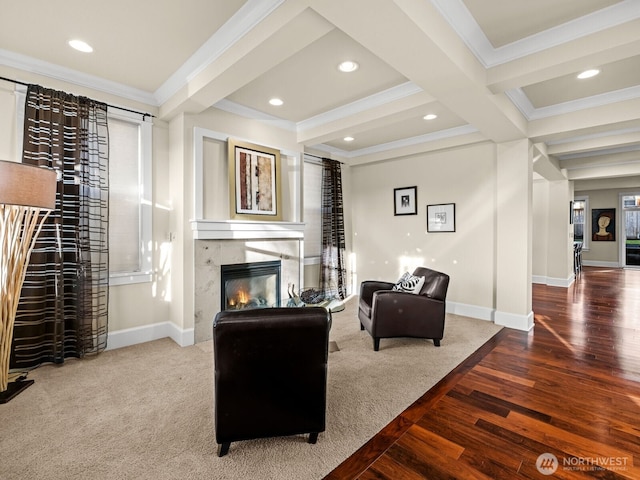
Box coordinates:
[213,307,331,454]
[413,267,449,300]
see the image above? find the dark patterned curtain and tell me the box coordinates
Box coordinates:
[11,85,109,368]
[320,158,346,300]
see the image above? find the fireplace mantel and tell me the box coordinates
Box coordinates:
[191,220,304,240]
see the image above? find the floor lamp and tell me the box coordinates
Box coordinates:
[0,160,56,403]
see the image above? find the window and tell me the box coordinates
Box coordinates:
[108,111,153,285]
[573,196,589,249]
[303,157,323,261]
[622,194,640,267]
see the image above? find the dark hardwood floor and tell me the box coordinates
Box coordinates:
[324,267,640,479]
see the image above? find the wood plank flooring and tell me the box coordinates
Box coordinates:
[324,267,640,479]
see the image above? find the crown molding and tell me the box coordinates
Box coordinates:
[297,82,423,133]
[547,126,640,146]
[154,0,285,105]
[311,124,479,159]
[431,0,640,67]
[0,0,285,109]
[0,48,156,105]
[557,145,640,162]
[506,85,640,121]
[213,98,296,131]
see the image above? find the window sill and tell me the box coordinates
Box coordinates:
[109,272,153,286]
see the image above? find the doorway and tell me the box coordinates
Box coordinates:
[621,194,640,268]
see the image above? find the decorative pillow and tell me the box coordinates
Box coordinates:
[392,273,425,294]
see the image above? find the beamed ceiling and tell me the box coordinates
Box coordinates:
[2,0,640,185]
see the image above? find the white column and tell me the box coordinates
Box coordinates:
[495,139,534,331]
[545,179,574,285]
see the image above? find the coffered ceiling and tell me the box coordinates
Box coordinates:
[2,0,640,183]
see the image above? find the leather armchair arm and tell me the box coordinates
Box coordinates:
[360,280,395,306]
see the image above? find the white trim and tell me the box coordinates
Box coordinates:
[155,0,285,104]
[0,48,157,106]
[431,0,640,67]
[213,99,296,132]
[311,125,479,159]
[507,86,640,121]
[532,275,574,288]
[445,301,494,322]
[582,260,621,268]
[494,310,535,331]
[106,322,195,350]
[297,82,423,133]
[109,272,153,286]
[191,220,304,240]
[0,0,285,107]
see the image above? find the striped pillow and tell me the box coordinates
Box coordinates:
[392,273,425,294]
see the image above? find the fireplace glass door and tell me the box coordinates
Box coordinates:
[221,260,281,310]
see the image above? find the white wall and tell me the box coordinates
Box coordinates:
[532,180,550,279]
[0,82,19,161]
[350,142,497,315]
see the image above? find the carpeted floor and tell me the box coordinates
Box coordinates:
[0,297,502,480]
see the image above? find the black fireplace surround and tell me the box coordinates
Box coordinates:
[221,260,281,310]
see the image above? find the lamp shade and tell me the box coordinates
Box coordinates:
[0,160,56,210]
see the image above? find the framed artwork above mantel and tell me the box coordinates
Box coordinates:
[228,138,282,221]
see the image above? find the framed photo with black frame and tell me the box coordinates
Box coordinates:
[427,203,455,232]
[394,186,417,216]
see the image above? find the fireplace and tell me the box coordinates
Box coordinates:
[221,260,281,310]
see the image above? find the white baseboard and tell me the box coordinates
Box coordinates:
[532,275,574,287]
[446,301,494,322]
[447,302,534,331]
[581,260,620,268]
[495,310,534,331]
[106,322,195,351]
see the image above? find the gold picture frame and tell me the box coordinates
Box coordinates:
[228,139,282,221]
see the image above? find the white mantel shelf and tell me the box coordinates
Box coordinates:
[191,220,305,240]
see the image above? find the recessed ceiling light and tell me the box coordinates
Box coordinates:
[577,69,600,79]
[423,114,438,120]
[68,39,93,53]
[343,136,354,142]
[269,98,283,106]
[338,61,359,73]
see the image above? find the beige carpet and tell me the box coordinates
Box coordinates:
[0,297,502,480]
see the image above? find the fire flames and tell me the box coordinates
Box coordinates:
[236,289,249,305]
[228,288,249,308]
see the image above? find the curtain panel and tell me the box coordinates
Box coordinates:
[320,158,346,300]
[11,85,109,368]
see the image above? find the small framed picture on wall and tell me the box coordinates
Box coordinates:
[394,186,417,216]
[427,203,456,232]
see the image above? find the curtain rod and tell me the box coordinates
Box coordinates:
[0,75,155,120]
[304,152,345,164]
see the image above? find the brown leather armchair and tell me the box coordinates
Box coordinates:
[213,306,331,456]
[358,267,450,351]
